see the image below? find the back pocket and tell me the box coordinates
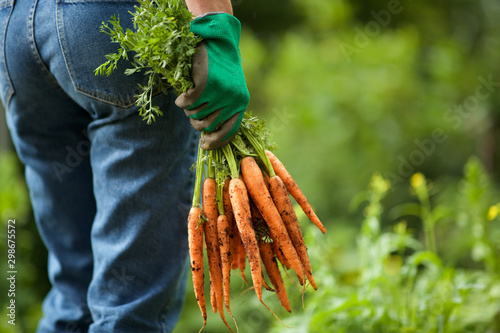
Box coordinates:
[56,0,149,108]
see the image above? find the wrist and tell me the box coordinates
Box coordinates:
[185,0,233,17]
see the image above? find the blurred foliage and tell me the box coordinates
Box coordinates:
[266,160,500,332]
[3,0,500,331]
[237,0,500,224]
[0,153,49,333]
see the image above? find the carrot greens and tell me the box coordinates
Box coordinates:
[95,0,200,123]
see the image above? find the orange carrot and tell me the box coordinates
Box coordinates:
[271,238,290,270]
[263,173,270,189]
[250,190,298,285]
[217,214,233,313]
[203,178,233,332]
[259,240,291,312]
[237,235,247,282]
[230,230,247,282]
[249,200,269,240]
[265,150,327,234]
[229,177,263,301]
[223,178,234,221]
[203,178,220,314]
[249,205,274,292]
[251,202,288,269]
[273,239,305,286]
[261,271,275,292]
[187,206,207,330]
[231,235,241,270]
[241,156,305,284]
[210,287,217,315]
[250,199,262,220]
[269,175,317,290]
[231,244,239,270]
[223,178,239,271]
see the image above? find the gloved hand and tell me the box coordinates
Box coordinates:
[175,13,250,150]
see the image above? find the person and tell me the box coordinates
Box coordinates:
[0,0,249,330]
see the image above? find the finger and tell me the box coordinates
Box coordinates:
[184,102,208,119]
[174,42,208,110]
[189,109,223,131]
[200,131,237,151]
[199,112,242,150]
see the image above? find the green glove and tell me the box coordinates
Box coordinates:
[175,13,250,150]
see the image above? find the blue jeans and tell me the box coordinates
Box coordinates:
[0,0,197,331]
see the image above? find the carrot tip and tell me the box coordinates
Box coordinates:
[218,308,235,333]
[260,299,293,329]
[226,306,240,333]
[197,321,207,333]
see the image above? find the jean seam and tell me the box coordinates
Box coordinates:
[28,0,65,95]
[55,0,80,97]
[1,0,14,107]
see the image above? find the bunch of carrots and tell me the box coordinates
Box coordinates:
[95,1,326,330]
[188,115,326,332]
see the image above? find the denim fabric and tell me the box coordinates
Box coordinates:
[1,0,197,331]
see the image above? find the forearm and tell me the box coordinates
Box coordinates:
[185,0,233,17]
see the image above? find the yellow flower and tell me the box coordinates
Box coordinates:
[380,179,391,192]
[410,172,425,189]
[487,205,499,221]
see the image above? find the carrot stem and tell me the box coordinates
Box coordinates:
[222,144,239,179]
[230,133,254,157]
[240,126,275,178]
[192,138,205,208]
[207,149,215,179]
[214,148,226,215]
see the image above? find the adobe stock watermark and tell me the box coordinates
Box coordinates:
[339,0,410,63]
[384,74,500,189]
[51,129,91,183]
[268,106,296,132]
[6,219,17,326]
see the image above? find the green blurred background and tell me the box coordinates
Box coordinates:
[1,0,500,331]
